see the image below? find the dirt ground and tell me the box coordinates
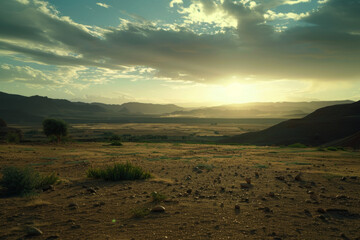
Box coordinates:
[0,142,360,240]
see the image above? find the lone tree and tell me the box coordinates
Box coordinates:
[42,119,68,142]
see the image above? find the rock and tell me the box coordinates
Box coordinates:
[341,177,347,181]
[186,189,192,194]
[46,235,60,240]
[87,187,96,194]
[93,202,105,207]
[185,175,191,181]
[245,178,251,184]
[235,205,240,210]
[151,205,165,213]
[335,195,348,199]
[317,208,326,213]
[25,226,43,236]
[340,233,350,240]
[68,203,79,210]
[240,183,252,189]
[275,176,285,181]
[295,173,302,181]
[71,224,81,229]
[43,185,55,192]
[268,192,275,197]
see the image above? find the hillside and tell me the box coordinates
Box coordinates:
[166,101,353,118]
[222,101,360,146]
[0,92,183,123]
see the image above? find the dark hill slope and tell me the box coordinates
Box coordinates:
[0,92,105,116]
[222,101,360,146]
[323,131,360,149]
[0,91,184,123]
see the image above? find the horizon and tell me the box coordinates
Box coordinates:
[0,0,359,106]
[0,90,356,109]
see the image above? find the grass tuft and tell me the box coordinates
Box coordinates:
[87,162,151,181]
[195,163,215,171]
[253,164,269,169]
[110,140,123,146]
[288,143,307,148]
[132,207,150,218]
[151,191,167,202]
[0,166,58,196]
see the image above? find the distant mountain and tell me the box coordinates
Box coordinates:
[166,101,354,118]
[222,101,360,146]
[0,92,183,123]
[92,102,183,115]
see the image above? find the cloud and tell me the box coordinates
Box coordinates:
[0,0,359,85]
[96,2,110,8]
[284,0,311,5]
[169,0,183,8]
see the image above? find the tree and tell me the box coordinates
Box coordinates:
[0,118,7,127]
[42,119,68,142]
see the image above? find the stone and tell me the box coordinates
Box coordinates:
[46,235,60,240]
[275,176,285,181]
[317,208,326,213]
[240,183,252,189]
[295,173,302,181]
[245,178,251,184]
[68,203,79,210]
[151,205,165,213]
[25,226,42,236]
[87,187,96,194]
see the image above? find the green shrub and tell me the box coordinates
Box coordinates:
[87,162,151,181]
[326,146,345,151]
[288,143,307,148]
[151,191,167,203]
[109,134,121,141]
[110,140,123,146]
[6,132,21,143]
[253,164,269,169]
[0,166,58,195]
[195,163,215,171]
[132,207,150,218]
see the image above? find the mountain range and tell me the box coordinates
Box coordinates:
[0,91,354,125]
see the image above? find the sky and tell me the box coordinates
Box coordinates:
[0,0,359,107]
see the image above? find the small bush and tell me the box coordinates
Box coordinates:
[288,143,307,148]
[253,164,269,169]
[110,140,123,146]
[327,146,345,151]
[0,166,58,195]
[109,134,121,141]
[87,162,151,181]
[195,163,215,171]
[151,191,167,203]
[132,207,150,218]
[6,132,21,143]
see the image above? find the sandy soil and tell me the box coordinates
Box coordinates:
[0,142,360,240]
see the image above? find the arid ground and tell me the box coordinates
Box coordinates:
[1,142,360,240]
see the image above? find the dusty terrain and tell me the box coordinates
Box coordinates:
[0,142,360,240]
